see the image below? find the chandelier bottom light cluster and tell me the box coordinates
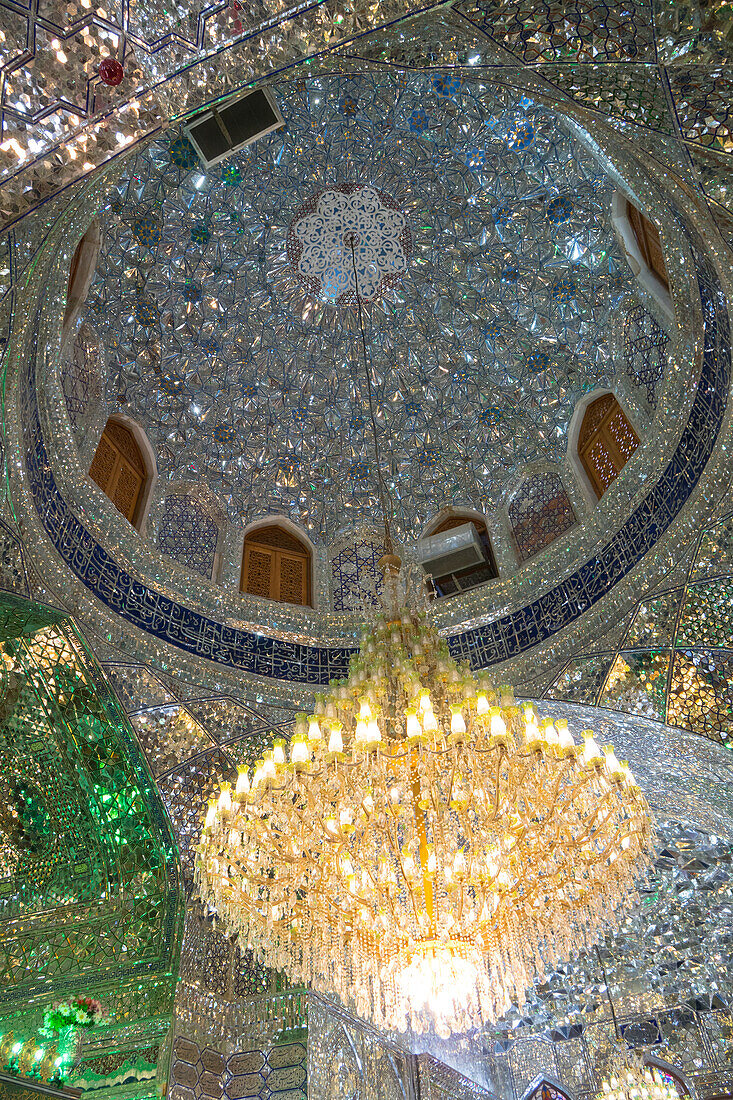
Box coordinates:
[196,560,653,1038]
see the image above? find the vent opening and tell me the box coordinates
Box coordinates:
[185,88,284,167]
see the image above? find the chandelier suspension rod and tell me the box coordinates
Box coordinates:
[595,944,622,1042]
[348,236,395,555]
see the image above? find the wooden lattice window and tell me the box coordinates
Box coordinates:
[578,394,640,500]
[429,515,498,598]
[627,201,669,291]
[89,419,147,525]
[241,525,311,607]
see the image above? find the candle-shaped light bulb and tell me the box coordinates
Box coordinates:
[620,761,639,788]
[406,708,421,741]
[542,719,559,751]
[422,706,438,733]
[604,746,624,780]
[328,723,344,754]
[490,706,507,742]
[556,719,575,755]
[367,719,382,745]
[476,692,490,716]
[236,768,250,795]
[581,730,603,766]
[290,738,310,767]
[450,705,466,736]
[308,717,322,742]
[524,710,542,750]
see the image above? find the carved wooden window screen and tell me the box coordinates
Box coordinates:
[89,420,146,524]
[627,201,669,291]
[578,394,640,499]
[241,525,310,606]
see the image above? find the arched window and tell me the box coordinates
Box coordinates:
[509,472,576,562]
[241,524,311,607]
[522,1078,574,1100]
[578,394,640,500]
[627,200,669,292]
[89,418,148,527]
[611,192,673,320]
[422,514,498,598]
[64,220,101,331]
[157,493,221,580]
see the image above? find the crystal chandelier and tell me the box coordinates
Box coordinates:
[196,239,653,1038]
[594,947,681,1100]
[599,1054,681,1100]
[196,558,653,1037]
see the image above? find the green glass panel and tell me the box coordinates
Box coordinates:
[599,650,671,720]
[545,655,614,705]
[677,579,733,648]
[0,592,184,1100]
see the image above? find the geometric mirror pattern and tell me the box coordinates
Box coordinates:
[0,591,183,1100]
[83,75,649,541]
[0,0,732,239]
[157,494,219,580]
[508,471,576,562]
[542,506,733,749]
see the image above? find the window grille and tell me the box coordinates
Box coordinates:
[509,472,576,562]
[578,395,640,499]
[241,525,311,606]
[89,420,146,525]
[627,201,669,291]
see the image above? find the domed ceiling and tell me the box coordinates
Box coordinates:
[85,74,643,541]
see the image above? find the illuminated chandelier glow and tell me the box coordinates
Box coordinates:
[196,559,654,1037]
[593,947,681,1100]
[598,1053,681,1100]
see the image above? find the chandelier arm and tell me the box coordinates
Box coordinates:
[543,759,573,814]
[488,752,502,818]
[410,748,437,934]
[570,792,617,845]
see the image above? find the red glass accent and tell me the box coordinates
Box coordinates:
[99,58,124,86]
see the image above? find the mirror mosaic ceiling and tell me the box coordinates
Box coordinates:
[85,75,645,540]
